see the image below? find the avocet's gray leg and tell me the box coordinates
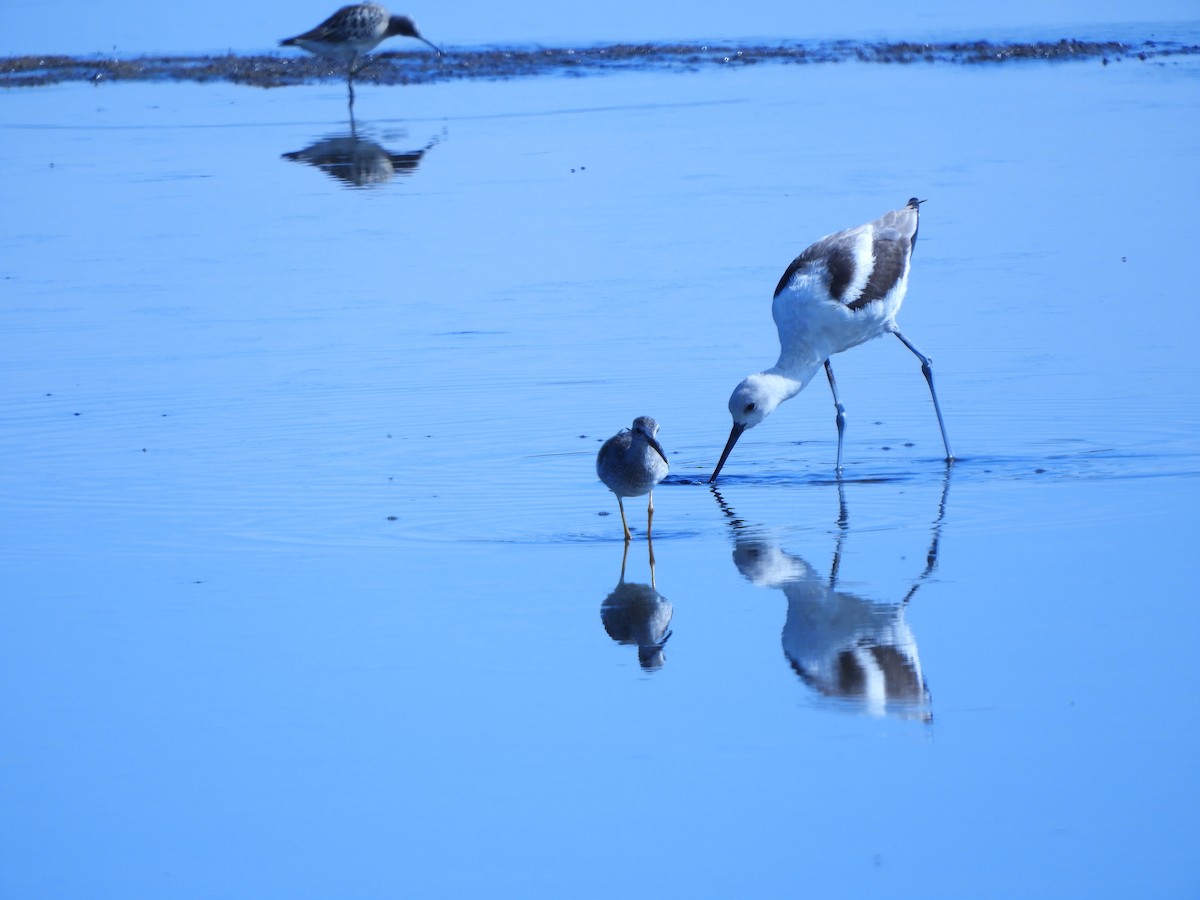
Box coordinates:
[824,359,846,473]
[890,328,954,462]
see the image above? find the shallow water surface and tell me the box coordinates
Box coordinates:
[2,31,1199,898]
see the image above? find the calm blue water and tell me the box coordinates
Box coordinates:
[3,0,1198,53]
[3,8,1200,897]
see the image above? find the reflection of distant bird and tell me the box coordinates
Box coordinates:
[710,198,953,482]
[601,541,673,671]
[596,416,669,542]
[732,538,930,719]
[280,4,441,106]
[282,132,439,187]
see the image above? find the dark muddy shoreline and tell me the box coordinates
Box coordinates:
[3,37,1197,89]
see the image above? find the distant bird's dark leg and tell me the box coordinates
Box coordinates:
[354,53,382,75]
[889,328,954,462]
[346,53,359,111]
[824,359,846,473]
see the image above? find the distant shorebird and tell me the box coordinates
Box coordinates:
[280,4,441,103]
[709,198,953,482]
[597,417,669,542]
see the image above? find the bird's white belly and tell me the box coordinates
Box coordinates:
[774,291,900,365]
[297,38,368,61]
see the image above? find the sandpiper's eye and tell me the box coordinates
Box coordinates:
[744,402,756,413]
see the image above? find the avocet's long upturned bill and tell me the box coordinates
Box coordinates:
[597,417,669,542]
[709,198,953,483]
[280,4,441,88]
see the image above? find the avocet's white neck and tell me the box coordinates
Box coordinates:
[768,354,824,390]
[729,358,822,428]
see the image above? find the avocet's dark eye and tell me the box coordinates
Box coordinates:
[744,402,756,413]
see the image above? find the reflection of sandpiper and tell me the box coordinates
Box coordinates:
[282,130,440,188]
[714,469,951,720]
[596,416,668,543]
[279,3,441,106]
[601,540,672,671]
[710,198,953,482]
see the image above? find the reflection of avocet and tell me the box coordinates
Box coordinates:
[600,539,672,671]
[283,130,440,188]
[715,471,950,720]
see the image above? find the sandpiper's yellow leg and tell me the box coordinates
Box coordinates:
[648,534,657,586]
[617,497,632,542]
[646,490,655,540]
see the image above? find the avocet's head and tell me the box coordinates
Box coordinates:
[631,415,668,464]
[709,374,791,483]
[728,375,784,429]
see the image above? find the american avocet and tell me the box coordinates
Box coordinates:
[280,4,441,102]
[709,198,953,482]
[597,416,669,542]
